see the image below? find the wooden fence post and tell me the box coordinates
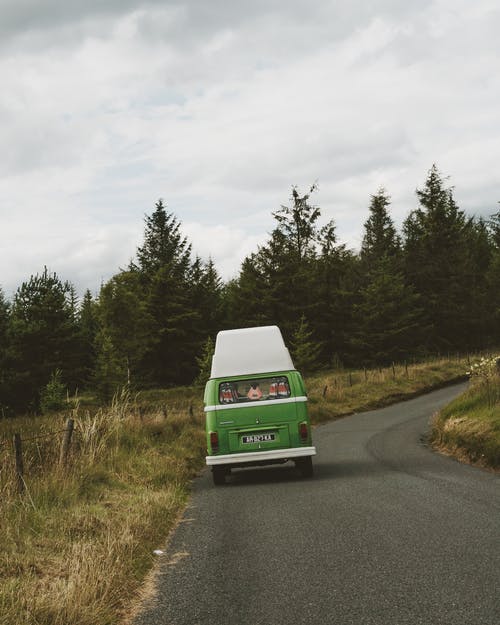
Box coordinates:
[59,418,74,467]
[13,433,24,494]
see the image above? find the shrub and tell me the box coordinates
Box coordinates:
[40,369,67,414]
[466,355,500,407]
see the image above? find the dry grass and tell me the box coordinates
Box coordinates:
[0,389,205,625]
[305,356,468,424]
[430,373,500,470]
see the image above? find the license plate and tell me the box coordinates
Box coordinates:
[242,433,276,444]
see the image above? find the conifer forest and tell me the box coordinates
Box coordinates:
[1,165,499,414]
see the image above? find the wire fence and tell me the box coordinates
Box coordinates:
[0,427,70,448]
[1,419,76,494]
[0,398,199,497]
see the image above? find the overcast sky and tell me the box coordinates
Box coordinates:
[1,0,499,297]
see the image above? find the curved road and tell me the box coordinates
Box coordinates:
[135,383,499,625]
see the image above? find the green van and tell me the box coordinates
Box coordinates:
[204,326,316,485]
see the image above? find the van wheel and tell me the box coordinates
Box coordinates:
[212,468,226,485]
[296,456,313,478]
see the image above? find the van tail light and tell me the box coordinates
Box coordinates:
[210,431,219,453]
[299,422,308,441]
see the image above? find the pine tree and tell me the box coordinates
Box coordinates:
[96,272,153,387]
[40,369,67,414]
[486,251,500,345]
[93,329,127,403]
[231,185,324,340]
[223,275,264,329]
[350,257,425,363]
[133,199,191,277]
[290,315,321,373]
[225,184,356,362]
[360,188,400,266]
[462,218,494,348]
[256,227,310,336]
[143,264,201,385]
[225,254,274,329]
[0,289,10,413]
[77,290,98,388]
[353,188,424,362]
[272,184,321,262]
[194,336,215,385]
[189,256,224,343]
[480,205,500,344]
[6,268,79,411]
[0,288,8,350]
[489,206,500,250]
[312,220,357,366]
[130,200,199,385]
[403,165,469,350]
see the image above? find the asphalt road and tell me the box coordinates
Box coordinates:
[134,383,500,625]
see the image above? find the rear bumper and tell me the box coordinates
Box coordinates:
[206,446,316,466]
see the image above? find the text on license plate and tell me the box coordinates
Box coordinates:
[242,433,276,444]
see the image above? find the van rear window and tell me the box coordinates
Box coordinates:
[219,376,291,404]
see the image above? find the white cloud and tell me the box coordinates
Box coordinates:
[183,222,265,280]
[0,0,499,297]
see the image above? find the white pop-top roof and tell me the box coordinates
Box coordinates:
[210,325,295,378]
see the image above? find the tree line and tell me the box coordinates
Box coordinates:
[1,164,499,414]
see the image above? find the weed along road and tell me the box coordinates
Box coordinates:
[134,383,500,625]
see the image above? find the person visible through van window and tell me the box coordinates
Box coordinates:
[268,379,278,398]
[220,383,233,403]
[247,383,262,400]
[277,377,289,397]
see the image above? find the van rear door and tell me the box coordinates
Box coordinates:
[215,375,299,455]
[220,401,296,454]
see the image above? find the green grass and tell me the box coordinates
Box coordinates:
[0,354,481,625]
[430,375,500,470]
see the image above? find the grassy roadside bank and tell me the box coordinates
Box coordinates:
[429,357,500,471]
[305,357,468,424]
[0,355,475,625]
[0,390,206,625]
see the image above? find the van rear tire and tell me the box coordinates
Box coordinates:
[212,468,226,485]
[296,456,313,478]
